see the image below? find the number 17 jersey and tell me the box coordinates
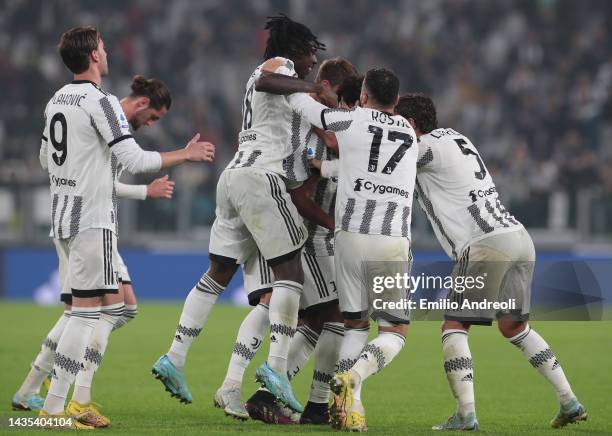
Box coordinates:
[328,107,418,239]
[415,128,522,260]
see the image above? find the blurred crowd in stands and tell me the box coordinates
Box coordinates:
[1,0,611,237]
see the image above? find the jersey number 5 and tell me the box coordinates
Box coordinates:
[367,125,413,174]
[455,138,486,180]
[50,112,68,166]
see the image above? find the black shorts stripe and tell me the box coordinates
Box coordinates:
[102,230,108,285]
[304,253,328,298]
[266,174,299,245]
[270,174,301,244]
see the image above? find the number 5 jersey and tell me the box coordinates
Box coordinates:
[415,128,522,261]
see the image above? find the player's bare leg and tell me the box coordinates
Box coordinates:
[254,250,305,412]
[432,320,478,431]
[68,290,125,427]
[12,303,72,411]
[153,260,237,403]
[498,317,587,428]
[216,291,271,420]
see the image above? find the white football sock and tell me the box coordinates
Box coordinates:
[287,324,319,380]
[43,306,100,415]
[222,303,269,387]
[336,326,369,373]
[72,303,124,405]
[17,310,70,396]
[440,329,475,417]
[167,273,225,371]
[508,324,575,404]
[309,322,344,403]
[267,280,302,374]
[113,303,137,330]
[351,331,405,387]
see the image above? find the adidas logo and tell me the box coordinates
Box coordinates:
[552,360,560,370]
[461,373,473,382]
[175,335,183,343]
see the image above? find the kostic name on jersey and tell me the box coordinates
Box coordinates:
[51,174,77,188]
[354,178,410,199]
[468,186,496,202]
[371,111,410,129]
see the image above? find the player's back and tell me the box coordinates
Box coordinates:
[228,57,299,176]
[415,128,522,260]
[43,80,119,239]
[334,107,418,239]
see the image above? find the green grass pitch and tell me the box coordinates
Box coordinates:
[1,302,610,435]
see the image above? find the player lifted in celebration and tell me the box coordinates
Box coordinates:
[215,60,358,424]
[288,68,417,432]
[13,75,175,426]
[38,26,214,429]
[396,94,587,431]
[152,15,334,413]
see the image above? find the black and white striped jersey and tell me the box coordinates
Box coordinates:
[41,81,162,240]
[42,81,132,239]
[288,94,418,239]
[415,128,522,260]
[227,57,300,177]
[283,112,337,256]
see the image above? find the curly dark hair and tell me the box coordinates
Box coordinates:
[395,93,438,134]
[263,14,325,60]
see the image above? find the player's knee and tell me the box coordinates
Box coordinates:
[269,249,304,283]
[378,319,408,337]
[258,291,272,305]
[441,320,470,333]
[207,261,239,287]
[497,317,527,338]
[345,318,369,329]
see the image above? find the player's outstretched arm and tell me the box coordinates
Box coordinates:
[159,133,215,169]
[289,176,335,231]
[115,175,174,200]
[256,71,322,95]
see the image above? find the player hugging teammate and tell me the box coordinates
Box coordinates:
[18,13,588,434]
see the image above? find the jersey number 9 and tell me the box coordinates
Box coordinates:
[50,112,68,166]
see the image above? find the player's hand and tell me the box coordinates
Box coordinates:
[309,158,322,170]
[147,175,175,199]
[184,133,215,162]
[317,82,338,108]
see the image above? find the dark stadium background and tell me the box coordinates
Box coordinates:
[1,0,611,310]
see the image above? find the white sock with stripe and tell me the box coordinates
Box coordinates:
[309,322,344,403]
[43,306,100,415]
[440,329,475,417]
[167,273,225,370]
[351,332,405,401]
[113,304,137,330]
[336,326,369,373]
[72,303,124,405]
[508,324,575,404]
[222,303,269,388]
[17,310,70,397]
[287,324,319,379]
[267,280,302,374]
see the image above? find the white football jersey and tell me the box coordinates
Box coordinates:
[416,128,522,260]
[288,95,418,239]
[288,127,337,257]
[227,57,300,176]
[42,80,132,239]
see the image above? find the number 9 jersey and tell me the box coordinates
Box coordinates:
[415,128,522,261]
[41,80,133,239]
